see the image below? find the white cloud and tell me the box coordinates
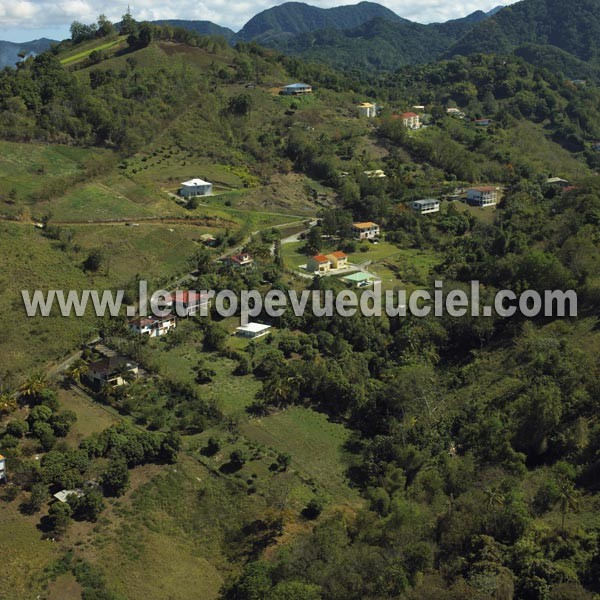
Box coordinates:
[0,0,513,39]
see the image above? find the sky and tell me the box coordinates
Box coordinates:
[0,0,512,43]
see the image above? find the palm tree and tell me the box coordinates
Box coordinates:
[0,393,17,415]
[557,479,579,534]
[19,373,48,401]
[484,486,505,510]
[66,359,88,384]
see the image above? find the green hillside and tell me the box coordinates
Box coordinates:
[2,13,600,600]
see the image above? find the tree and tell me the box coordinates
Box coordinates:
[229,449,246,470]
[228,94,253,116]
[66,359,88,384]
[32,422,56,451]
[303,497,323,519]
[22,483,47,514]
[557,478,579,534]
[19,373,48,402]
[46,502,72,537]
[96,14,115,37]
[101,460,130,497]
[83,249,103,272]
[276,452,291,472]
[6,419,28,438]
[120,10,137,35]
[69,490,105,522]
[50,411,77,437]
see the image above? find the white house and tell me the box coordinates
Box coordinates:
[357,102,377,117]
[412,199,440,214]
[128,315,177,337]
[399,112,421,129]
[236,323,272,339]
[180,178,213,198]
[282,83,312,95]
[0,454,5,482]
[352,222,380,240]
[467,187,498,207]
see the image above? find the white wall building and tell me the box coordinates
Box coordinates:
[180,178,212,198]
[236,323,272,339]
[411,199,440,214]
[467,187,498,207]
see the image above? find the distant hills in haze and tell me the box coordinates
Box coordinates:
[0,38,55,69]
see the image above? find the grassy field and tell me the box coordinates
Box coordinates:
[241,406,361,507]
[60,37,127,66]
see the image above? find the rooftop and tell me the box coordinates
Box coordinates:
[413,198,439,205]
[312,254,330,263]
[285,82,311,88]
[328,251,347,259]
[342,272,374,282]
[181,178,211,187]
[400,112,419,118]
[358,102,375,108]
[236,323,272,334]
[352,221,378,229]
[470,186,496,192]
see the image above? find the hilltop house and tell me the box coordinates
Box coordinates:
[179,178,212,198]
[326,251,348,269]
[53,489,84,503]
[399,112,421,129]
[474,118,492,126]
[86,356,139,390]
[128,315,176,337]
[307,254,331,274]
[352,221,380,240]
[0,454,5,482]
[168,290,212,317]
[225,252,254,269]
[411,199,440,215]
[282,83,312,96]
[236,323,272,339]
[357,102,377,118]
[467,187,498,207]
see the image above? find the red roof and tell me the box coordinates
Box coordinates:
[400,112,418,118]
[169,291,209,305]
[230,253,252,263]
[329,251,347,259]
[312,254,330,263]
[471,186,496,192]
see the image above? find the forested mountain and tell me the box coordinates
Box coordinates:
[271,11,492,70]
[448,0,600,64]
[0,38,55,69]
[233,0,402,43]
[150,19,234,40]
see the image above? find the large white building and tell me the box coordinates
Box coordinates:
[412,199,440,215]
[467,187,498,207]
[180,178,213,198]
[236,323,272,339]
